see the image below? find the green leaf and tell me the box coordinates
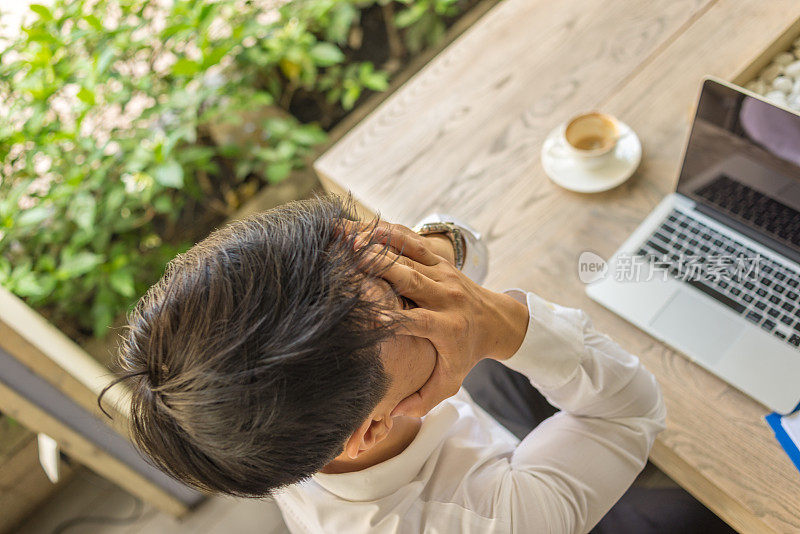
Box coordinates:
[364,75,389,91]
[327,3,359,44]
[172,58,200,76]
[29,4,53,21]
[16,205,51,226]
[84,14,103,31]
[249,92,275,107]
[279,58,302,81]
[35,254,56,272]
[0,257,11,283]
[21,273,55,299]
[359,64,389,91]
[289,125,327,146]
[263,117,292,137]
[198,3,216,24]
[202,46,229,69]
[152,195,173,214]
[91,287,116,338]
[95,47,115,74]
[58,251,104,278]
[152,161,184,189]
[161,22,192,41]
[178,146,216,165]
[13,271,48,298]
[235,160,254,180]
[77,86,96,105]
[105,187,126,212]
[395,2,429,28]
[265,161,292,183]
[67,192,96,230]
[342,84,361,110]
[309,42,345,67]
[275,140,297,160]
[109,269,135,297]
[23,27,57,45]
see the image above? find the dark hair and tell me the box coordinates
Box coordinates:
[100,195,393,496]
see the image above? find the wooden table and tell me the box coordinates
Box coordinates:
[315,0,800,532]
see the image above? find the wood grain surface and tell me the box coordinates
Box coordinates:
[315,0,800,532]
[0,435,73,533]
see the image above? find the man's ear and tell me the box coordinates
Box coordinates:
[344,416,393,459]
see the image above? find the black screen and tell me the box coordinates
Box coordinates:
[677,79,800,261]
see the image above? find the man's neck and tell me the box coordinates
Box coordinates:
[321,416,422,474]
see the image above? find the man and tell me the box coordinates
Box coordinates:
[102,195,732,533]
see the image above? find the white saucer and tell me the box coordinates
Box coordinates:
[541,121,642,193]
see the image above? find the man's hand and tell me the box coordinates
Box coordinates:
[419,233,456,265]
[345,219,455,265]
[362,222,529,418]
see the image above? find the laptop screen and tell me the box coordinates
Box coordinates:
[677,79,800,261]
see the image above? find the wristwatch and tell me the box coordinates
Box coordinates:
[413,221,466,270]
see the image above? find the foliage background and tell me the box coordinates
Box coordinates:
[0,0,470,340]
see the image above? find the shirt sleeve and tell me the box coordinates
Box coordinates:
[495,290,666,534]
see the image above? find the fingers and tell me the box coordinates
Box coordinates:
[380,223,441,267]
[363,247,439,303]
[392,361,458,418]
[343,216,444,268]
[351,221,441,267]
[338,219,389,250]
[360,245,420,274]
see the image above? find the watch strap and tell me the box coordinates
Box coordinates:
[414,221,466,270]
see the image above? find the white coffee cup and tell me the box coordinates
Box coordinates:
[547,112,630,168]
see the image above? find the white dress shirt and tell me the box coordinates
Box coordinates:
[274,290,666,534]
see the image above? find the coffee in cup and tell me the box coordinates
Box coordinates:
[565,113,619,153]
[547,112,628,168]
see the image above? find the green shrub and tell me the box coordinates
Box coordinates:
[0,0,469,340]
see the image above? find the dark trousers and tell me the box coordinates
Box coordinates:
[463,359,736,534]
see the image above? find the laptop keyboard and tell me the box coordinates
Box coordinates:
[695,174,800,248]
[636,208,800,350]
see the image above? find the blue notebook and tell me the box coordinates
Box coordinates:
[765,409,800,474]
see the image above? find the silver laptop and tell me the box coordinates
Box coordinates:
[587,77,800,414]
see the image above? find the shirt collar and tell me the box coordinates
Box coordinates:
[312,401,459,501]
